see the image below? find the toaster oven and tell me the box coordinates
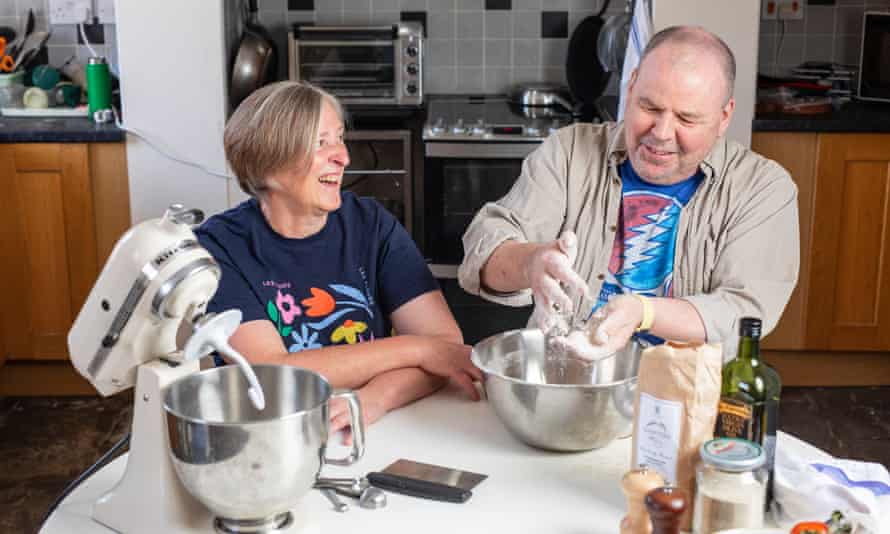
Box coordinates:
[288,22,423,106]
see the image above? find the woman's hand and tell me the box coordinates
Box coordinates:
[329,387,388,445]
[415,339,482,401]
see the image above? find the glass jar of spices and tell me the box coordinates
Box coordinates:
[693,438,767,534]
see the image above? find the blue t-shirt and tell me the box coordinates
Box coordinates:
[196,192,438,353]
[595,160,703,342]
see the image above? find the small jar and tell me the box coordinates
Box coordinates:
[693,438,766,534]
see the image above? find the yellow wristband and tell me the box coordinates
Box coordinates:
[633,294,655,332]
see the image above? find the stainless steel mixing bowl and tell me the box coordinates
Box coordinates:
[471,328,643,451]
[163,364,363,530]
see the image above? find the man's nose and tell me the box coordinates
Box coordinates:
[650,113,675,142]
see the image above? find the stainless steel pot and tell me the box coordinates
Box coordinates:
[509,83,576,114]
[471,328,643,451]
[164,364,364,528]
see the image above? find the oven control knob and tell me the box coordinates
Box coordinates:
[431,117,446,135]
[549,119,562,135]
[471,119,486,136]
[525,126,541,137]
[406,83,418,94]
[406,62,419,76]
[451,119,467,135]
[406,46,419,58]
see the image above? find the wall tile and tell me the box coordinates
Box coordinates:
[426,65,457,92]
[837,6,865,34]
[780,17,806,34]
[456,38,484,65]
[758,32,775,71]
[512,10,538,37]
[456,66,484,91]
[512,38,540,67]
[0,2,15,17]
[48,24,77,46]
[513,0,540,8]
[342,11,372,23]
[316,11,343,24]
[261,0,287,10]
[485,38,511,65]
[428,0,456,11]
[541,11,568,38]
[546,0,570,9]
[807,6,836,34]
[513,65,541,83]
[484,66,511,92]
[426,38,455,65]
[16,0,47,19]
[400,0,427,10]
[374,0,401,10]
[542,38,568,65]
[570,0,595,10]
[47,45,75,68]
[456,11,484,37]
[485,11,511,37]
[542,66,566,85]
[317,0,343,11]
[428,11,455,38]
[369,10,399,23]
[344,0,372,11]
[776,34,805,66]
[456,0,484,9]
[761,19,778,35]
[834,33,862,64]
[485,0,511,9]
[287,11,317,24]
[288,0,315,10]
[806,34,835,62]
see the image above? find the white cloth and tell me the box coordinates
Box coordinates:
[617,0,652,121]
[773,431,890,534]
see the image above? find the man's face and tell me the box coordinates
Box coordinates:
[623,44,735,185]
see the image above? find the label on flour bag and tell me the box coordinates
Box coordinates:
[634,392,683,484]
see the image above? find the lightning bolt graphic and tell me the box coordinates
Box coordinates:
[617,203,681,275]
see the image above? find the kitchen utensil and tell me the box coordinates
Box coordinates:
[32,64,60,90]
[646,486,687,534]
[22,86,48,108]
[315,477,388,509]
[320,488,349,513]
[164,364,364,530]
[566,13,610,111]
[367,459,487,503]
[597,2,632,72]
[0,37,14,72]
[509,83,575,114]
[0,27,15,44]
[230,0,277,109]
[471,328,644,451]
[11,30,49,71]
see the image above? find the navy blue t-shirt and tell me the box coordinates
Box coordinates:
[196,192,438,353]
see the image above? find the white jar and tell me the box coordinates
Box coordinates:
[693,438,766,534]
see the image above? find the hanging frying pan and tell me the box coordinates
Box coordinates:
[230,0,278,110]
[565,1,611,111]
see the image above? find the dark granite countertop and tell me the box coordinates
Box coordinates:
[754,99,890,133]
[0,116,124,143]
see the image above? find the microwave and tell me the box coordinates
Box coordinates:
[858,12,890,103]
[288,23,423,106]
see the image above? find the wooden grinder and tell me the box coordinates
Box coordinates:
[620,466,666,534]
[645,486,688,534]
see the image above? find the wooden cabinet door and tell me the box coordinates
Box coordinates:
[806,134,890,350]
[0,144,98,361]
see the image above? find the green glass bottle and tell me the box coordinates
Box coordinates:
[714,317,782,477]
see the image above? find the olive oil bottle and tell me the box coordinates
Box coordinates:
[714,318,781,487]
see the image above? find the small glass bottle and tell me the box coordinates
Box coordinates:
[693,438,767,534]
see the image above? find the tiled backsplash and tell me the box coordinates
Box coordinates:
[758,0,890,76]
[0,0,118,72]
[257,0,625,94]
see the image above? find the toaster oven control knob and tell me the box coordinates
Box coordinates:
[406,62,419,76]
[471,119,486,136]
[431,117,446,135]
[406,46,419,58]
[406,82,418,95]
[451,119,467,135]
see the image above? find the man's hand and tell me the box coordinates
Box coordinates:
[526,231,591,332]
[550,294,643,360]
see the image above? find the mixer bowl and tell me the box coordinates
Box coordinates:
[471,329,644,451]
[163,364,356,528]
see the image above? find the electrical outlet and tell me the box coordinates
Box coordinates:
[96,0,115,24]
[777,0,804,20]
[762,0,778,20]
[48,0,92,24]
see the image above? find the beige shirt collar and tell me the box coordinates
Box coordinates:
[605,121,725,181]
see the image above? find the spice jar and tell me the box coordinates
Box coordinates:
[620,465,666,534]
[693,438,767,533]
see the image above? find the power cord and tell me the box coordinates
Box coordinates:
[41,431,131,526]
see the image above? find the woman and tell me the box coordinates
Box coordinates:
[196,81,481,439]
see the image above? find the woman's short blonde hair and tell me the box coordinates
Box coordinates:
[224,81,345,197]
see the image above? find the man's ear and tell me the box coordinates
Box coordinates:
[717,96,735,138]
[625,68,639,99]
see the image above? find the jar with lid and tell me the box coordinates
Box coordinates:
[693,437,766,534]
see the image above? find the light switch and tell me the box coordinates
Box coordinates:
[762,0,778,21]
[777,0,804,20]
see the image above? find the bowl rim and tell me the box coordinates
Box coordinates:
[470,329,640,390]
[163,363,334,426]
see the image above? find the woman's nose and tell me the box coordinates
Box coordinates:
[330,143,350,167]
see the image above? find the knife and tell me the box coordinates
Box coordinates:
[367,459,487,503]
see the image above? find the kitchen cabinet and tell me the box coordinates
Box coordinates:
[0,142,130,395]
[753,132,890,385]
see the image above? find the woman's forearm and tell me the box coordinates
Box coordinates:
[363,367,446,413]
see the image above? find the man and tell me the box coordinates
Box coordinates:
[458,26,799,358]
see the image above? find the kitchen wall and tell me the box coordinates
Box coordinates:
[256,0,626,94]
[0,0,119,72]
[758,0,890,76]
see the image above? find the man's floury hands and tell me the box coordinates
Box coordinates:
[550,294,643,360]
[527,231,591,334]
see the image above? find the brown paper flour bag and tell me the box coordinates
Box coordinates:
[630,341,722,530]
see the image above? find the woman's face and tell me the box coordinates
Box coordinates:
[273,99,350,215]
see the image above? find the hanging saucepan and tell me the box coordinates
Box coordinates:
[230,0,278,110]
[509,83,576,118]
[566,0,612,113]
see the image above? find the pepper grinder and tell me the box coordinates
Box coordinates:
[645,486,687,534]
[620,466,666,534]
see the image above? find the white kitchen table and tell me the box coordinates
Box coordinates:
[41,387,633,534]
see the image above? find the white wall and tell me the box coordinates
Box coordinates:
[115,0,233,223]
[653,0,759,147]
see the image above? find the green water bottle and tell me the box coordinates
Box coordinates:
[86,56,111,119]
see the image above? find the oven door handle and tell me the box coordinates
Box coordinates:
[424,142,541,159]
[343,169,407,175]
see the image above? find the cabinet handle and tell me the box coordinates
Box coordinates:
[344,169,406,175]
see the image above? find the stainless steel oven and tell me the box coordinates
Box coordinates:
[288,23,423,106]
[420,96,576,344]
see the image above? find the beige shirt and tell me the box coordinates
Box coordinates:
[458,122,800,351]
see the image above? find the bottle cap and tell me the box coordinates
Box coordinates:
[739,317,762,338]
[700,438,765,472]
[88,56,107,65]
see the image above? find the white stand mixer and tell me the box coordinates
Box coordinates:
[66,205,309,534]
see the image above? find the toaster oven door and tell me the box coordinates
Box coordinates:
[291,40,396,99]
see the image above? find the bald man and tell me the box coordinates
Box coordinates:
[458,26,799,358]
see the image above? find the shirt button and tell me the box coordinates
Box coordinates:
[597,273,605,280]
[609,225,617,232]
[613,178,620,185]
